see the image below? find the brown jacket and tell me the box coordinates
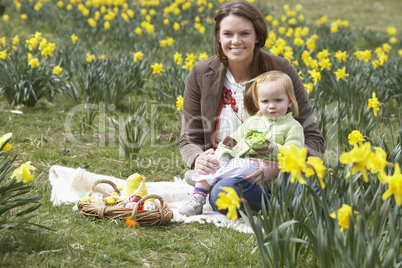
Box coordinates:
[180,55,324,168]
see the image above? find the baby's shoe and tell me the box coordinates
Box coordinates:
[178,194,206,216]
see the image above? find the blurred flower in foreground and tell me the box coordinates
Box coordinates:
[348,130,364,146]
[215,187,240,221]
[28,58,40,68]
[369,147,388,183]
[11,161,37,184]
[368,92,381,117]
[277,144,307,184]
[339,142,373,182]
[0,133,13,152]
[305,156,327,189]
[330,204,359,232]
[176,96,183,111]
[382,163,402,206]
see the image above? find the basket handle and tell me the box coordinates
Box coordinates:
[89,179,121,196]
[131,194,166,219]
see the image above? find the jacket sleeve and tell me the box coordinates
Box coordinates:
[279,58,325,157]
[179,63,205,168]
[270,122,305,157]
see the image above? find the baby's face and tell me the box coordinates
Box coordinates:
[257,83,292,120]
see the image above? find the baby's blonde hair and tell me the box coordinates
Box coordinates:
[245,70,299,118]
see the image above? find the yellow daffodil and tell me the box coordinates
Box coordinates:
[3,14,9,21]
[330,204,359,232]
[368,92,381,117]
[28,58,40,68]
[382,163,402,206]
[0,50,7,60]
[182,61,194,70]
[198,52,208,61]
[398,50,402,57]
[88,18,97,27]
[305,156,327,189]
[52,65,63,75]
[369,147,388,182]
[86,53,96,63]
[133,51,144,63]
[176,96,183,111]
[173,52,183,65]
[104,21,110,30]
[339,142,374,182]
[20,14,28,20]
[215,187,241,221]
[173,22,180,31]
[0,133,13,152]
[11,161,36,184]
[334,67,349,81]
[307,69,321,85]
[319,58,332,71]
[304,83,314,94]
[151,63,165,75]
[348,130,364,146]
[12,35,20,44]
[278,145,308,184]
[387,27,397,35]
[71,34,79,45]
[335,50,347,62]
[134,27,142,36]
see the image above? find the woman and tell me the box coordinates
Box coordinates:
[179,0,324,214]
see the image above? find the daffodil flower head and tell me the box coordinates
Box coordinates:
[368,92,381,117]
[176,96,183,111]
[339,142,374,182]
[11,161,37,184]
[382,163,402,206]
[278,145,308,184]
[0,133,13,152]
[215,187,241,221]
[330,204,359,232]
[348,130,364,146]
[305,156,327,189]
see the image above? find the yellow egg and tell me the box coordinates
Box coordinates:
[105,196,116,205]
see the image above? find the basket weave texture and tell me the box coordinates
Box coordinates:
[77,179,173,225]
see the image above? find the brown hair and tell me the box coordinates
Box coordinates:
[245,70,299,117]
[214,0,281,115]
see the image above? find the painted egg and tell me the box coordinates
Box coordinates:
[143,201,156,211]
[90,193,105,206]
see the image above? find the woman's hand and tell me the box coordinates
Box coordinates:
[244,158,279,183]
[194,149,220,175]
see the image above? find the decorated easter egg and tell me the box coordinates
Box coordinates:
[143,201,156,211]
[90,193,105,206]
[125,202,137,209]
[105,196,116,205]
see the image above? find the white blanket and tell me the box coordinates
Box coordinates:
[48,165,252,233]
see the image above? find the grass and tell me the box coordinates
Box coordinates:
[0,0,401,267]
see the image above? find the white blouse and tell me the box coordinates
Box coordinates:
[215,69,250,143]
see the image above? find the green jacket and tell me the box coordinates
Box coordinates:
[217,112,304,161]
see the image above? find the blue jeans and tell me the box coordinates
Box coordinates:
[209,177,270,214]
[209,174,318,215]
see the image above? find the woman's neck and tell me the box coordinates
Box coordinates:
[227,62,249,83]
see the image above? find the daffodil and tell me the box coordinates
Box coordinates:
[20,14,28,20]
[278,144,308,184]
[176,96,183,111]
[368,92,381,117]
[49,66,62,76]
[334,67,349,81]
[0,49,7,60]
[88,18,97,27]
[319,58,332,71]
[369,147,388,182]
[215,187,241,221]
[134,27,142,35]
[335,50,347,62]
[173,52,183,65]
[151,63,165,75]
[28,58,40,68]
[330,204,359,232]
[0,133,13,152]
[382,163,402,206]
[12,35,20,44]
[3,14,9,21]
[387,27,397,36]
[71,34,79,45]
[304,83,314,94]
[11,161,36,184]
[348,130,364,146]
[305,156,327,189]
[307,69,321,85]
[133,51,143,63]
[339,142,374,182]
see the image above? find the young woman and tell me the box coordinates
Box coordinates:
[179,0,324,214]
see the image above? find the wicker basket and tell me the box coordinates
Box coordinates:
[77,179,173,225]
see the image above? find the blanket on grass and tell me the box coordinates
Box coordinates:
[48,165,252,233]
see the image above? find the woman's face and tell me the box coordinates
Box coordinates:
[219,14,258,68]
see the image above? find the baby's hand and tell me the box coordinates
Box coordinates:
[218,141,232,150]
[254,139,274,155]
